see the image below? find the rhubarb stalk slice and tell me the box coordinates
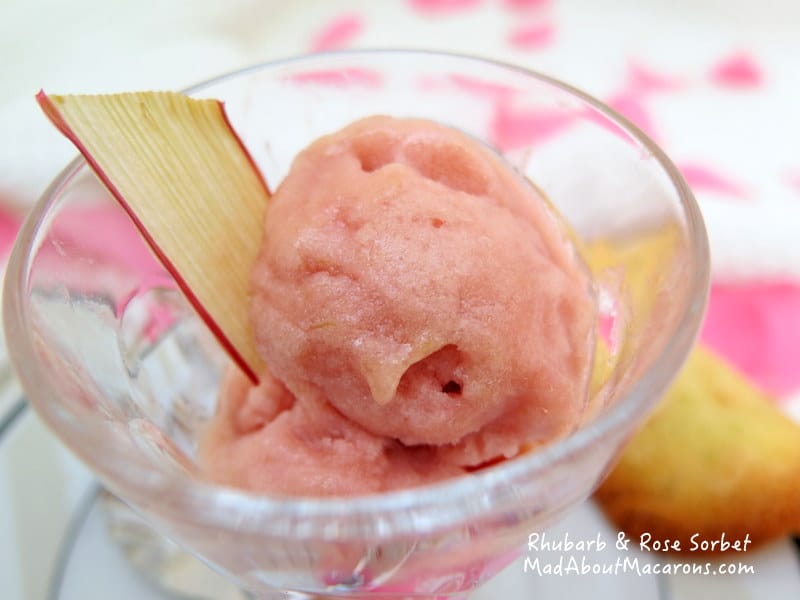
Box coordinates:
[37,91,269,382]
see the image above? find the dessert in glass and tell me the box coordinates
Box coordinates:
[3,50,709,599]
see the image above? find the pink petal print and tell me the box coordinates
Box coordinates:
[709,52,763,88]
[33,204,168,321]
[627,62,684,95]
[678,162,748,199]
[491,100,575,151]
[407,0,481,14]
[448,74,517,101]
[581,107,636,145]
[0,204,21,257]
[309,13,364,52]
[52,204,163,275]
[507,22,555,50]
[606,91,658,140]
[785,170,800,193]
[287,68,382,88]
[36,204,182,343]
[502,0,550,9]
[701,281,800,397]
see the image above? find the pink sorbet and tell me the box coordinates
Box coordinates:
[202,368,462,495]
[202,116,596,495]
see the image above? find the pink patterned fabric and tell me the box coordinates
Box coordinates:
[491,101,575,150]
[0,205,20,257]
[502,0,550,9]
[507,22,555,50]
[447,74,517,100]
[627,62,684,95]
[678,162,749,199]
[287,68,382,87]
[606,90,659,140]
[407,0,480,14]
[710,52,764,88]
[702,282,800,396]
[309,13,364,52]
[785,170,800,193]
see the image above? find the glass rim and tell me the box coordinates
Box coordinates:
[3,49,710,538]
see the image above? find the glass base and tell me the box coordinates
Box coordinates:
[102,490,472,600]
[64,484,800,600]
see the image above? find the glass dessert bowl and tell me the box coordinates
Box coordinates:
[4,51,709,599]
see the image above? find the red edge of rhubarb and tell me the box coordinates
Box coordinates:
[36,90,261,384]
[218,101,273,203]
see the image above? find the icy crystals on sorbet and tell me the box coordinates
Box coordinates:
[249,117,596,467]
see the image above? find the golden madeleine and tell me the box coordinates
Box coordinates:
[595,345,800,552]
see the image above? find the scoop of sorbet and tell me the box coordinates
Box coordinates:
[248,116,596,467]
[202,368,462,495]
